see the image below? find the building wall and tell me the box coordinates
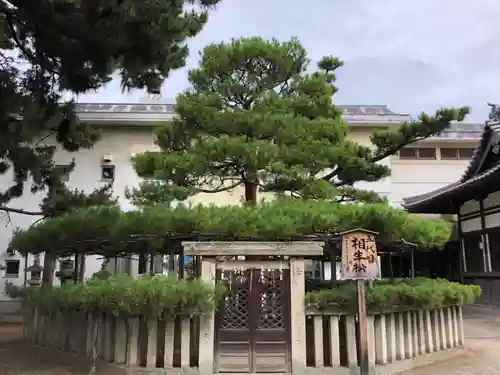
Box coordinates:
[0,124,480,298]
[459,191,500,292]
[458,190,500,304]
[0,128,156,299]
[391,141,478,206]
[348,127,393,199]
[460,199,482,234]
[459,191,500,233]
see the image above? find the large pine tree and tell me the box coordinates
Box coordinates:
[129,37,469,205]
[0,0,220,216]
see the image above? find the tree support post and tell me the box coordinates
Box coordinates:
[357,279,369,375]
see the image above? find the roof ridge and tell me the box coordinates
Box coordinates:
[459,121,500,182]
[339,104,388,107]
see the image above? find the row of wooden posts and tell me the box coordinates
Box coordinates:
[25,305,464,372]
[306,306,464,369]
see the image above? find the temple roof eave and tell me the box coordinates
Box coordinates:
[402,182,460,205]
[403,111,500,214]
[459,124,493,182]
[402,163,500,214]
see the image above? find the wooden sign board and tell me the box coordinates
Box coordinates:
[340,228,380,280]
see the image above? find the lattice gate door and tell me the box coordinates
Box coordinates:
[215,268,291,373]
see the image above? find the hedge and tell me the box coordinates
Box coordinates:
[305,278,482,313]
[5,275,227,318]
[10,199,452,256]
[8,277,480,317]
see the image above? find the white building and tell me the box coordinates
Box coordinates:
[0,102,482,301]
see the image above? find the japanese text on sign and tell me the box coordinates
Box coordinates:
[340,229,380,280]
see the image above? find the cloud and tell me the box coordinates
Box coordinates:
[77,0,500,120]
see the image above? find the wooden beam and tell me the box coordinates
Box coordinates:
[182,241,324,256]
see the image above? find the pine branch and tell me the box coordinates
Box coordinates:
[0,206,43,216]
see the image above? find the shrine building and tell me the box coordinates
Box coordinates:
[403,105,500,305]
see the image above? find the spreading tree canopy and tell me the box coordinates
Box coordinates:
[0,0,220,217]
[129,37,469,205]
[37,181,118,286]
[10,199,453,258]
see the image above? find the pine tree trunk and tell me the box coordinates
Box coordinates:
[244,182,257,203]
[41,251,56,288]
[244,172,258,203]
[78,255,86,282]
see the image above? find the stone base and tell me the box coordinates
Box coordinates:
[22,344,467,375]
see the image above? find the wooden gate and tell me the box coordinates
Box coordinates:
[214,268,291,373]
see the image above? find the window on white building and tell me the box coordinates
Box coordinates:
[398,147,436,160]
[101,165,115,182]
[440,147,475,160]
[459,148,475,159]
[305,260,323,280]
[4,259,20,278]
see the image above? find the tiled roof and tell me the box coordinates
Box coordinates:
[72,102,483,140]
[460,121,500,182]
[74,103,407,116]
[339,105,407,116]
[402,182,461,206]
[75,103,174,113]
[430,122,483,140]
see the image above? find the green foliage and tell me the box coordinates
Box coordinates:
[129,36,469,205]
[11,204,121,255]
[4,281,26,299]
[0,0,219,216]
[305,278,482,313]
[90,269,112,280]
[7,275,226,318]
[37,165,117,287]
[10,199,452,257]
[40,183,117,218]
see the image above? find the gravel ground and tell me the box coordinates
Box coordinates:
[397,306,500,375]
[0,323,95,375]
[2,306,500,375]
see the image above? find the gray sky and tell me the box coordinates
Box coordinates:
[77,0,500,121]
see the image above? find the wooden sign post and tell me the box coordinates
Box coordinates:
[340,228,379,375]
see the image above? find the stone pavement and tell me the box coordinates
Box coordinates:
[397,305,500,375]
[1,306,500,375]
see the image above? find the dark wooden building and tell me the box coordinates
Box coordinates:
[403,105,500,305]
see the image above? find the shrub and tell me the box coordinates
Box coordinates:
[305,278,481,313]
[4,281,27,299]
[8,275,226,318]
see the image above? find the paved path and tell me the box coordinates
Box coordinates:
[0,323,87,375]
[398,306,500,375]
[1,306,500,374]
[0,323,120,375]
